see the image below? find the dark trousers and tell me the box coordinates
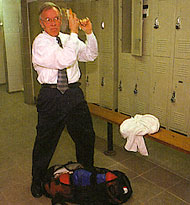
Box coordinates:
[32,86,95,181]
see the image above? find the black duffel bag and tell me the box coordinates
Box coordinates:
[42,161,133,205]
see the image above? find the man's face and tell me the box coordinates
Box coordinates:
[40,7,62,37]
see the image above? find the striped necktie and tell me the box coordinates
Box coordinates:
[56,36,68,94]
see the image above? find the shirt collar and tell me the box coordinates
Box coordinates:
[43,31,60,39]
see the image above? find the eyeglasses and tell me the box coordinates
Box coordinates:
[41,17,61,24]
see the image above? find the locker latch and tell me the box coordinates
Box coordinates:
[86,75,89,87]
[118,80,122,91]
[101,77,104,86]
[176,16,181,30]
[171,91,176,103]
[154,17,159,29]
[134,83,138,94]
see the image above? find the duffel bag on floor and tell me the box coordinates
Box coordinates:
[42,161,133,205]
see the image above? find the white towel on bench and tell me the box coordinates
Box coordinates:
[120,114,160,156]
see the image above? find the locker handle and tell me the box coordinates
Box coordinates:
[86,75,89,87]
[171,91,176,103]
[101,77,104,86]
[176,16,181,30]
[154,17,159,29]
[134,83,138,94]
[118,80,122,91]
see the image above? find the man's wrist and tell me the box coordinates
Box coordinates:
[85,31,92,35]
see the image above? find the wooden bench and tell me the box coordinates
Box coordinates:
[88,103,190,155]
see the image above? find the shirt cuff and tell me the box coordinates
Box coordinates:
[70,32,78,39]
[86,32,94,37]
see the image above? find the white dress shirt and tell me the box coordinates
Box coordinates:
[32,31,98,84]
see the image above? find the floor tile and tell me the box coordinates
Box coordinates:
[122,155,158,175]
[168,179,190,203]
[146,191,189,205]
[130,176,163,204]
[141,166,184,189]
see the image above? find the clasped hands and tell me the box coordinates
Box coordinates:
[68,9,92,35]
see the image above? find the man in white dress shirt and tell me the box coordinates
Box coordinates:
[31,2,98,198]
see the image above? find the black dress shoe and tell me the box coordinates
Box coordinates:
[31,180,43,198]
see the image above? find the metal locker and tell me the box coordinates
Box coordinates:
[98,0,114,54]
[149,57,172,127]
[131,0,143,56]
[133,56,151,114]
[118,54,136,116]
[142,0,153,56]
[118,0,132,54]
[99,52,115,109]
[85,59,99,104]
[98,0,118,109]
[168,59,190,135]
[84,0,100,104]
[175,0,190,59]
[99,69,115,109]
[153,0,176,57]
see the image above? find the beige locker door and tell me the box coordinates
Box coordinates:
[153,0,176,57]
[142,0,153,56]
[134,56,151,114]
[175,0,190,59]
[131,0,143,56]
[98,0,118,109]
[118,54,136,116]
[99,68,114,109]
[168,59,190,135]
[98,0,114,53]
[84,0,100,104]
[85,59,99,104]
[149,57,172,127]
[99,52,115,109]
[118,0,132,54]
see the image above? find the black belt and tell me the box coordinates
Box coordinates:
[42,82,81,89]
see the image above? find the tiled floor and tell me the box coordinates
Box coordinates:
[0,84,190,205]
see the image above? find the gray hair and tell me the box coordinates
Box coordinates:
[39,2,62,18]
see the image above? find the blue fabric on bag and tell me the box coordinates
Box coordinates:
[96,174,106,184]
[72,169,92,186]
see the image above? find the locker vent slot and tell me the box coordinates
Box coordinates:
[119,97,130,111]
[153,106,165,120]
[176,64,189,77]
[173,112,185,126]
[136,101,145,114]
[136,61,147,72]
[177,40,190,54]
[143,39,149,54]
[155,61,167,74]
[156,39,168,53]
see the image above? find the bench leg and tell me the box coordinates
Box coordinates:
[104,122,116,156]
